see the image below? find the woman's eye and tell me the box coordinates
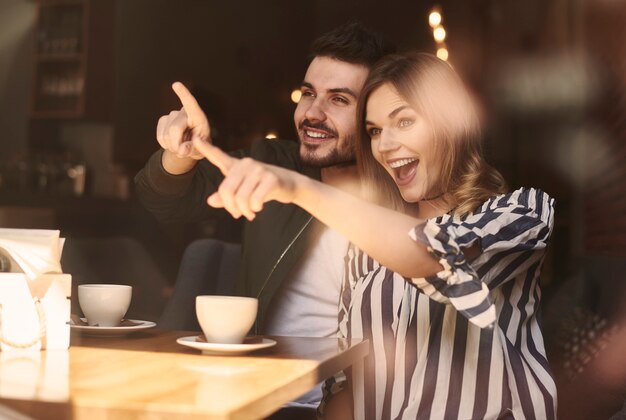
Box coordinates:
[399,119,414,128]
[368,127,381,137]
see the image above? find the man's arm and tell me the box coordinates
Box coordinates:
[135,81,309,224]
[134,149,224,224]
[134,139,304,224]
[135,82,222,223]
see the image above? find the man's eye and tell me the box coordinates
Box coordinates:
[399,119,414,128]
[333,96,349,105]
[300,89,315,98]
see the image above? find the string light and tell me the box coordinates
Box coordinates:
[290,89,302,103]
[428,10,442,28]
[428,5,449,62]
[433,26,446,42]
[436,47,449,61]
[265,132,278,140]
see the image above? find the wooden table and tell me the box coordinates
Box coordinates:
[0,330,368,419]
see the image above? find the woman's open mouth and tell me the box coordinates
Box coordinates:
[389,158,418,186]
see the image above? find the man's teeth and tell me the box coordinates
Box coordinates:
[306,130,329,139]
[389,158,417,169]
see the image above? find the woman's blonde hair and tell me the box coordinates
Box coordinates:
[356,53,507,217]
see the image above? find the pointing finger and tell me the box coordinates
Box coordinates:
[193,137,234,175]
[207,192,224,208]
[172,82,206,127]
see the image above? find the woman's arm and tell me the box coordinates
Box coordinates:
[294,175,443,278]
[193,139,443,279]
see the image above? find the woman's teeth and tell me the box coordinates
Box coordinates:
[389,158,417,169]
[390,158,419,183]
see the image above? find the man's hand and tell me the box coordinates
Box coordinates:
[193,138,304,221]
[156,82,211,174]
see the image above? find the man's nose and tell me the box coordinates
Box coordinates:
[304,98,326,122]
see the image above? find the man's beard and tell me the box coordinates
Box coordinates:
[297,119,356,168]
[299,134,357,168]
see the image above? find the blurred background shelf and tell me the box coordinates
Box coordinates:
[31,0,114,120]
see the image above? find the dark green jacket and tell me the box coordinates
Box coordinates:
[134,139,322,333]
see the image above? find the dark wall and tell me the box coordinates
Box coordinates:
[111,0,432,170]
[113,1,307,166]
[0,0,35,158]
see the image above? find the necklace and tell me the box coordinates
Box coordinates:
[418,192,454,217]
[421,192,444,202]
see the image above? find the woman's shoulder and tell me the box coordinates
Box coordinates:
[481,187,554,212]
[470,187,555,226]
[421,188,555,255]
[436,187,555,226]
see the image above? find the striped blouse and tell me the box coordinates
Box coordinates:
[328,188,557,420]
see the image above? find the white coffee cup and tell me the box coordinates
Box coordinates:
[78,284,132,327]
[196,295,258,344]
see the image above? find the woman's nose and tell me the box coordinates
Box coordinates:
[377,130,400,153]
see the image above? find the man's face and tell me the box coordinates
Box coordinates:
[294,56,369,167]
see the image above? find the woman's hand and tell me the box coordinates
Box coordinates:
[193,138,306,221]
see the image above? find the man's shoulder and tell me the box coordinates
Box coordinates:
[248,139,310,173]
[249,138,299,159]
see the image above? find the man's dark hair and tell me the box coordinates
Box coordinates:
[310,21,395,69]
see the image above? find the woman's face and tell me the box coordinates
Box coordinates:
[365,83,441,203]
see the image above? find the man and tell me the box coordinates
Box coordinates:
[134,21,393,414]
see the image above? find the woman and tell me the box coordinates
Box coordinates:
[194,53,557,419]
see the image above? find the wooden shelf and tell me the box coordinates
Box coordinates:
[31,108,83,119]
[30,0,114,120]
[36,53,83,62]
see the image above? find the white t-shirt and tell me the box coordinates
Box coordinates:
[264,226,349,407]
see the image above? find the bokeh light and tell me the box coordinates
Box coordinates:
[428,11,442,28]
[290,89,302,103]
[436,47,449,61]
[433,26,447,42]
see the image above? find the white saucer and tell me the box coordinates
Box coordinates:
[176,336,276,355]
[70,318,156,337]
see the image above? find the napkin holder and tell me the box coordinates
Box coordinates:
[0,272,71,351]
